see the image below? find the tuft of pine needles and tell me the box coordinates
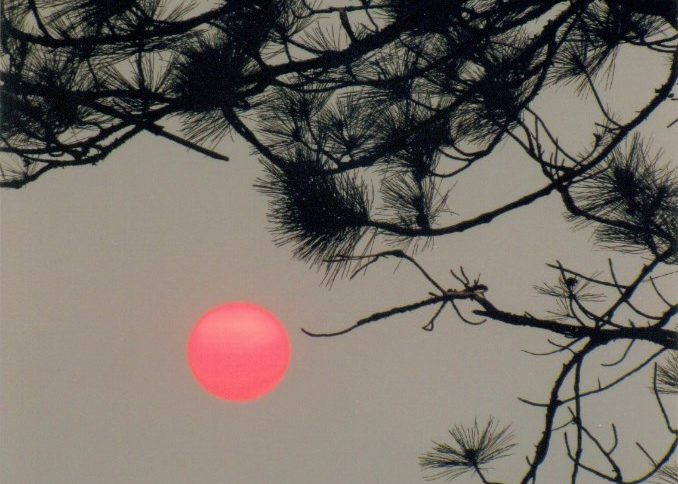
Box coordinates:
[419,418,516,481]
[255,153,372,278]
[656,352,678,395]
[652,464,678,484]
[567,136,677,263]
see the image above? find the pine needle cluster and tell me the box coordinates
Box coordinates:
[656,352,678,395]
[255,154,371,272]
[419,418,516,481]
[652,464,678,484]
[567,136,677,262]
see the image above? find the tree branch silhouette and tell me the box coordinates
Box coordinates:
[2,1,676,482]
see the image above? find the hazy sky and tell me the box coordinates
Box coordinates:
[1,43,675,484]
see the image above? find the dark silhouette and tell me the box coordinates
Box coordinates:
[1,1,676,482]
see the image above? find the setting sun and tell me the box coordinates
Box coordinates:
[187,302,291,402]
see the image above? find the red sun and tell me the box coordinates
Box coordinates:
[187,302,291,402]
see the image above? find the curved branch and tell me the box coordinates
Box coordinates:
[301,293,446,337]
[520,343,595,484]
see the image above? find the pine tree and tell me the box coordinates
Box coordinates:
[2,1,676,481]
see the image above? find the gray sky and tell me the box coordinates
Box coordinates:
[1,44,676,483]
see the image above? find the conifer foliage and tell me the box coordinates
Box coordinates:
[2,1,676,482]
